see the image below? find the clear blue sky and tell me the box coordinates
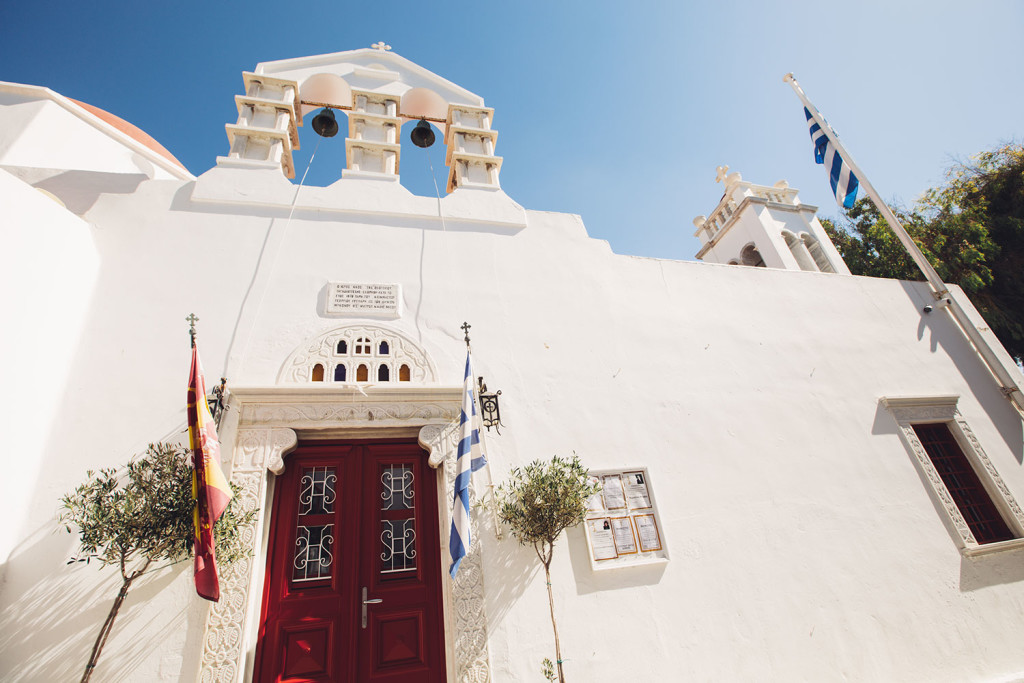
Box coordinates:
[4,1,1022,259]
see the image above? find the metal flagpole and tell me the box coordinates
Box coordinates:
[461,324,503,540]
[784,73,1024,417]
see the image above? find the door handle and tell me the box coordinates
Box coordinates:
[361,586,383,628]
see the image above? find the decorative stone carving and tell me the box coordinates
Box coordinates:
[198,395,490,682]
[954,417,1024,529]
[198,429,296,682]
[883,395,1024,551]
[278,323,437,385]
[234,428,297,474]
[439,424,492,682]
[898,423,976,545]
[419,422,459,469]
[241,401,456,429]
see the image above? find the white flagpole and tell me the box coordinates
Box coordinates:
[472,403,503,540]
[784,73,1024,416]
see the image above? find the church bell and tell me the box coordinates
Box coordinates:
[410,119,435,148]
[311,108,339,138]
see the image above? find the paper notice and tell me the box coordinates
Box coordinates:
[586,518,617,561]
[610,516,638,554]
[634,514,662,552]
[601,475,626,510]
[623,471,652,509]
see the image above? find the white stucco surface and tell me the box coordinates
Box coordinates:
[2,55,1024,683]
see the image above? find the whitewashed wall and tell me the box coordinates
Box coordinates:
[2,94,1024,683]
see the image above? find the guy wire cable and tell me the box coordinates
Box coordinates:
[221,135,324,381]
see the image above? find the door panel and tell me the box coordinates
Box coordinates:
[255,440,445,683]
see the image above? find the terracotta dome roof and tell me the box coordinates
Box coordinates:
[68,98,188,172]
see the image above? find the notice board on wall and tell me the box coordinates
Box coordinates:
[583,467,668,570]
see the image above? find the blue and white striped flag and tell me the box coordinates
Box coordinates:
[804,107,860,209]
[449,350,488,577]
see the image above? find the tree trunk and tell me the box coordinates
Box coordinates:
[544,560,565,683]
[80,575,135,683]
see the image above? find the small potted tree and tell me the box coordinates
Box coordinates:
[497,454,600,683]
[59,442,251,683]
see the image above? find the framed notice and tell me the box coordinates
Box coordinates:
[585,477,603,512]
[633,514,662,552]
[623,471,652,510]
[583,466,668,571]
[610,516,638,555]
[601,474,626,510]
[585,518,617,561]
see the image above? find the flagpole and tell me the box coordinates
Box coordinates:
[462,325,503,540]
[784,74,1024,416]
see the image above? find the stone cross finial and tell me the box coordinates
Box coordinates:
[715,165,730,184]
[371,42,392,52]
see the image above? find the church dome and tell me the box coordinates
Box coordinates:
[68,98,188,171]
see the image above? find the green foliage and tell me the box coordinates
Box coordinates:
[497,454,600,566]
[542,658,557,681]
[60,442,251,578]
[823,143,1024,361]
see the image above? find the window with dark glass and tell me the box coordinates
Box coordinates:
[912,422,1015,544]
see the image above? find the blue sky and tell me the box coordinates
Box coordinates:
[4,1,1022,259]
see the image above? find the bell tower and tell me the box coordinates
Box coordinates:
[693,166,850,274]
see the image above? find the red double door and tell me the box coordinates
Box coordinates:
[255,439,447,683]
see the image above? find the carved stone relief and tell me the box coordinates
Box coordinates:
[198,428,296,682]
[277,323,438,384]
[885,396,1024,551]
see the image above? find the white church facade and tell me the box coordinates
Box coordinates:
[3,46,1024,682]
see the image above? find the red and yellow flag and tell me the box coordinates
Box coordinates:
[187,343,232,602]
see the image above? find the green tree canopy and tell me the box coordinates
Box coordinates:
[822,143,1024,361]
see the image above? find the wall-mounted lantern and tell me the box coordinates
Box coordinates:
[477,377,503,434]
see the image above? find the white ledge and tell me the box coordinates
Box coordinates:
[962,537,1024,557]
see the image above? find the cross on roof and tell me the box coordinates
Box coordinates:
[461,322,471,346]
[371,42,392,52]
[715,165,730,183]
[186,313,199,346]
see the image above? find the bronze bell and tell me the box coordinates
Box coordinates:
[410,119,435,148]
[311,108,338,138]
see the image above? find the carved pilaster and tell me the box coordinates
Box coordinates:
[898,423,976,545]
[439,425,491,682]
[198,428,296,682]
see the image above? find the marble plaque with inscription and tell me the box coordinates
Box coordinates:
[325,282,401,319]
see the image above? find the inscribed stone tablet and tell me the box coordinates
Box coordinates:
[325,282,401,319]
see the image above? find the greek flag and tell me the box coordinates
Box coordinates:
[805,107,859,209]
[449,350,488,577]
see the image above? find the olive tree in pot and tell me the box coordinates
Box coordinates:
[59,442,252,683]
[496,454,600,683]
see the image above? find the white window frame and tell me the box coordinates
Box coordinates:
[881,395,1024,556]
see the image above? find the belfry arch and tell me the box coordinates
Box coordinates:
[216,46,503,194]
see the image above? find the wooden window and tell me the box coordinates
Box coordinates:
[399,364,410,382]
[334,365,346,382]
[356,364,368,382]
[311,364,325,382]
[378,364,390,382]
[355,338,371,355]
[912,423,1014,544]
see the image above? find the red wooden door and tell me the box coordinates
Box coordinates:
[255,439,446,683]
